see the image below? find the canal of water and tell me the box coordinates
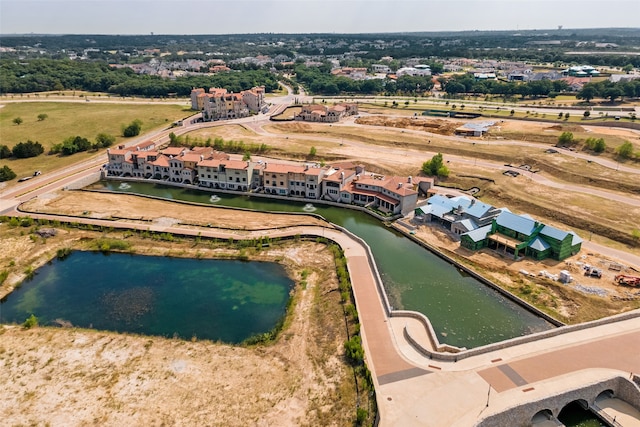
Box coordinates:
[0,251,293,344]
[95,181,554,348]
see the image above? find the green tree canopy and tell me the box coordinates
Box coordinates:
[558,131,574,146]
[421,153,450,178]
[122,119,143,137]
[617,141,635,159]
[0,165,17,182]
[12,140,44,158]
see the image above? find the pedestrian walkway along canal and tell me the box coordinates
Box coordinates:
[97,181,554,348]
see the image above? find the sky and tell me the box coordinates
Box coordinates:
[1,0,639,35]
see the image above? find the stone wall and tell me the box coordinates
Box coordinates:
[476,376,640,427]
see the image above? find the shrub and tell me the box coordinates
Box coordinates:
[344,335,364,365]
[23,314,38,329]
[122,119,143,137]
[12,140,44,158]
[0,165,17,182]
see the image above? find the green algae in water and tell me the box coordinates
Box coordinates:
[0,252,294,344]
[98,180,554,348]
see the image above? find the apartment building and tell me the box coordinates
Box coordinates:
[191,85,266,121]
[294,103,358,123]
[107,145,422,215]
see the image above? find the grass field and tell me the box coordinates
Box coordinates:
[0,102,190,181]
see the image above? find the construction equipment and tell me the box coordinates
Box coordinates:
[614,275,640,287]
[584,266,602,278]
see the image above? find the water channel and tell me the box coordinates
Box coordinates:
[95,181,554,348]
[0,251,293,343]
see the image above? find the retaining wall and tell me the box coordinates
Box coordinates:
[475,375,640,427]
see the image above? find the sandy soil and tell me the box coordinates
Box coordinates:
[0,224,358,426]
[20,190,331,232]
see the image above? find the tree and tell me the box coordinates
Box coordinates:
[564,112,570,120]
[12,140,44,158]
[603,86,623,103]
[583,110,590,118]
[242,151,251,161]
[0,165,17,182]
[421,153,449,178]
[0,145,11,159]
[94,133,115,149]
[37,113,48,121]
[617,141,634,159]
[632,229,640,246]
[558,131,574,146]
[593,138,606,153]
[13,117,23,125]
[308,146,317,157]
[576,84,597,103]
[122,119,143,137]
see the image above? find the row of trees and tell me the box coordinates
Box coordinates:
[558,131,637,159]
[49,133,114,156]
[293,65,434,95]
[0,140,45,159]
[0,59,280,96]
[440,74,569,98]
[576,79,640,103]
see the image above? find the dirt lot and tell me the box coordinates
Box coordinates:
[0,213,360,426]
[355,116,463,135]
[19,190,331,232]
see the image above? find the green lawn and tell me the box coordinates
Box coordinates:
[0,102,191,182]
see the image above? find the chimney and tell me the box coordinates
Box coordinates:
[408,175,413,184]
[340,171,345,185]
[397,182,403,189]
[200,155,204,161]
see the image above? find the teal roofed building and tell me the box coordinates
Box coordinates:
[460,210,582,261]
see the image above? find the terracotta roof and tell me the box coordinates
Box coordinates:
[161,147,186,156]
[180,153,204,163]
[197,158,222,168]
[264,163,303,174]
[376,193,399,205]
[382,176,418,197]
[304,167,325,176]
[222,160,249,170]
[324,169,355,182]
[135,141,156,150]
[132,151,158,158]
[150,155,170,167]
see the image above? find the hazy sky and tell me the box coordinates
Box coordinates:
[1,0,639,35]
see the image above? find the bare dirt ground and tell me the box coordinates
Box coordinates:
[355,116,463,135]
[20,190,331,231]
[0,216,358,426]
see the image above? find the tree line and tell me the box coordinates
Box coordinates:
[576,79,640,103]
[293,64,434,95]
[0,59,279,96]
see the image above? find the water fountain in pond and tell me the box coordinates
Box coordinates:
[302,203,316,212]
[210,195,221,203]
[118,182,131,190]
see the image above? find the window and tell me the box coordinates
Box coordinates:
[280,181,284,186]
